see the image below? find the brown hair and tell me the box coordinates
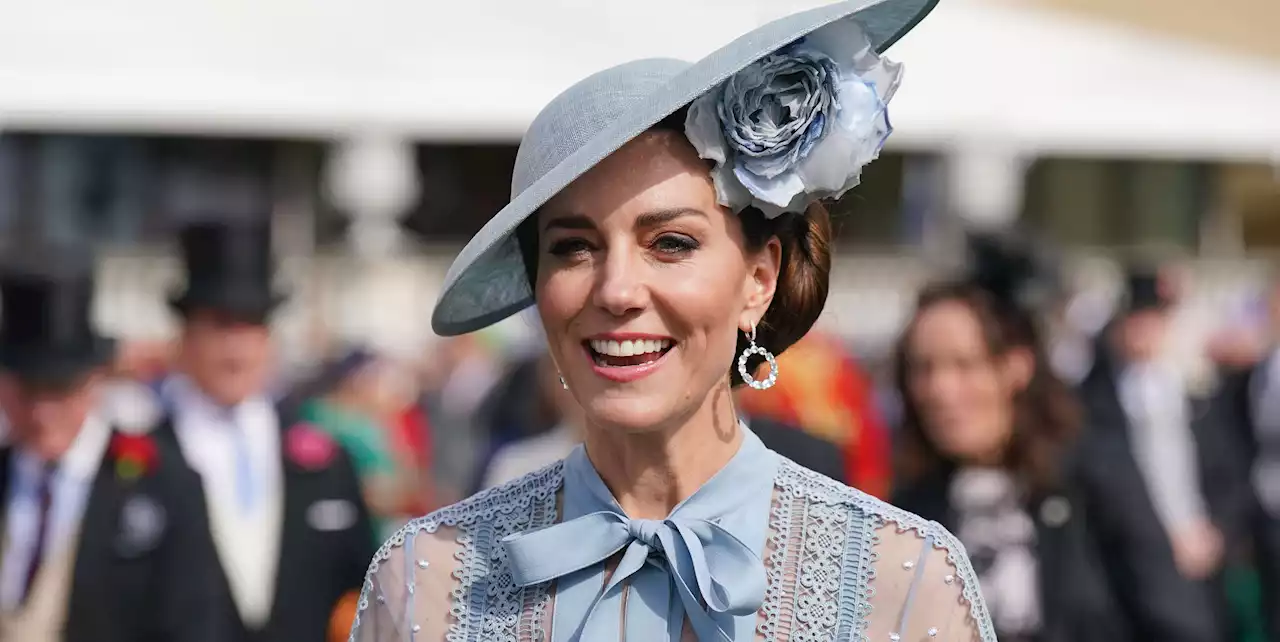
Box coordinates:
[893,280,1080,496]
[515,110,833,387]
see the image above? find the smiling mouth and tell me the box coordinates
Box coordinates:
[586,338,674,368]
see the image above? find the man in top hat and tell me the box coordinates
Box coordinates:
[1079,265,1252,641]
[152,217,375,642]
[0,245,220,642]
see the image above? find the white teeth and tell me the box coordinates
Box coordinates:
[590,338,671,357]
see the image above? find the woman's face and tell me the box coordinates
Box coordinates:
[904,300,1028,465]
[534,130,780,434]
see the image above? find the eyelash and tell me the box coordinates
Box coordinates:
[547,238,592,258]
[545,234,700,258]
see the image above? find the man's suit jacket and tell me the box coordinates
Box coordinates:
[0,429,223,642]
[153,402,376,642]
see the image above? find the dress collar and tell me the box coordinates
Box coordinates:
[560,422,775,522]
[503,422,777,641]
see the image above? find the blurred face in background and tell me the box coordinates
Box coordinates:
[903,300,1030,465]
[0,372,101,461]
[180,309,275,406]
[1115,308,1169,364]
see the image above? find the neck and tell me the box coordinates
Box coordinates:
[583,382,742,520]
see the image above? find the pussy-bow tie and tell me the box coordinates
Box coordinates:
[502,509,767,641]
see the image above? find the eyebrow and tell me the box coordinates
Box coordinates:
[541,207,707,232]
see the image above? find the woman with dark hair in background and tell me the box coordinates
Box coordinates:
[893,233,1224,642]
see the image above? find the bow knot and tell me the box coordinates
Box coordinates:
[628,518,664,548]
[502,509,766,641]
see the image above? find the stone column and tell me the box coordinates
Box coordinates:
[324,135,420,259]
[946,141,1029,231]
[322,135,421,348]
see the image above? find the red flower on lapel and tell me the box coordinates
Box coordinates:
[284,422,337,471]
[110,433,159,480]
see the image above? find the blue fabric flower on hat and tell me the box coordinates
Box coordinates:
[684,18,903,218]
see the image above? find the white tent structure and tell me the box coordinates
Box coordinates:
[2,0,1278,228]
[1,0,1278,156]
[889,0,1280,161]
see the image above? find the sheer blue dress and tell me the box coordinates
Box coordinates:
[349,426,996,641]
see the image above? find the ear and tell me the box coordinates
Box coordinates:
[1000,346,1035,393]
[739,236,783,331]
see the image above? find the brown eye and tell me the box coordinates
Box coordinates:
[547,238,593,258]
[652,234,699,255]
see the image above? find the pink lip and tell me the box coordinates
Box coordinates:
[580,333,676,383]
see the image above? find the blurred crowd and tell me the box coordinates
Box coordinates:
[5,216,1280,642]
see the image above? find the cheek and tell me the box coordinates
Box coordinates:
[537,271,592,367]
[967,376,1010,426]
[537,270,590,328]
[652,265,746,370]
[916,372,1005,442]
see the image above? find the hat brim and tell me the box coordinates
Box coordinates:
[168,286,289,322]
[431,0,937,336]
[0,337,117,388]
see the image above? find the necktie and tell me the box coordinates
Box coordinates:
[502,511,766,642]
[230,416,259,515]
[21,466,55,605]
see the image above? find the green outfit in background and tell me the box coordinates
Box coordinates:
[299,398,400,541]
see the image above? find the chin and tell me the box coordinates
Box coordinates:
[582,395,679,434]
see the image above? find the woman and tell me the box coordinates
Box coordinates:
[351,1,994,640]
[892,235,1225,641]
[299,349,432,539]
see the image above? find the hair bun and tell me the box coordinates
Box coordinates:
[733,203,833,386]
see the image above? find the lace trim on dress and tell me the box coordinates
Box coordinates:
[775,459,997,642]
[350,461,564,642]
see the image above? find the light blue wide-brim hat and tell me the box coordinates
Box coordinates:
[432,0,938,336]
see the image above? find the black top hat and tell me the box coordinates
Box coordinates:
[0,247,115,385]
[168,217,288,321]
[964,229,1061,312]
[1122,267,1170,313]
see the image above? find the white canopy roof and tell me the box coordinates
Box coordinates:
[1,0,1278,160]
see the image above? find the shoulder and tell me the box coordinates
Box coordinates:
[774,459,993,634]
[365,459,566,573]
[776,458,961,545]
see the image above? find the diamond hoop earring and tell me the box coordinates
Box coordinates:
[736,323,778,390]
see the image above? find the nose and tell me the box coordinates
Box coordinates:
[591,246,648,316]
